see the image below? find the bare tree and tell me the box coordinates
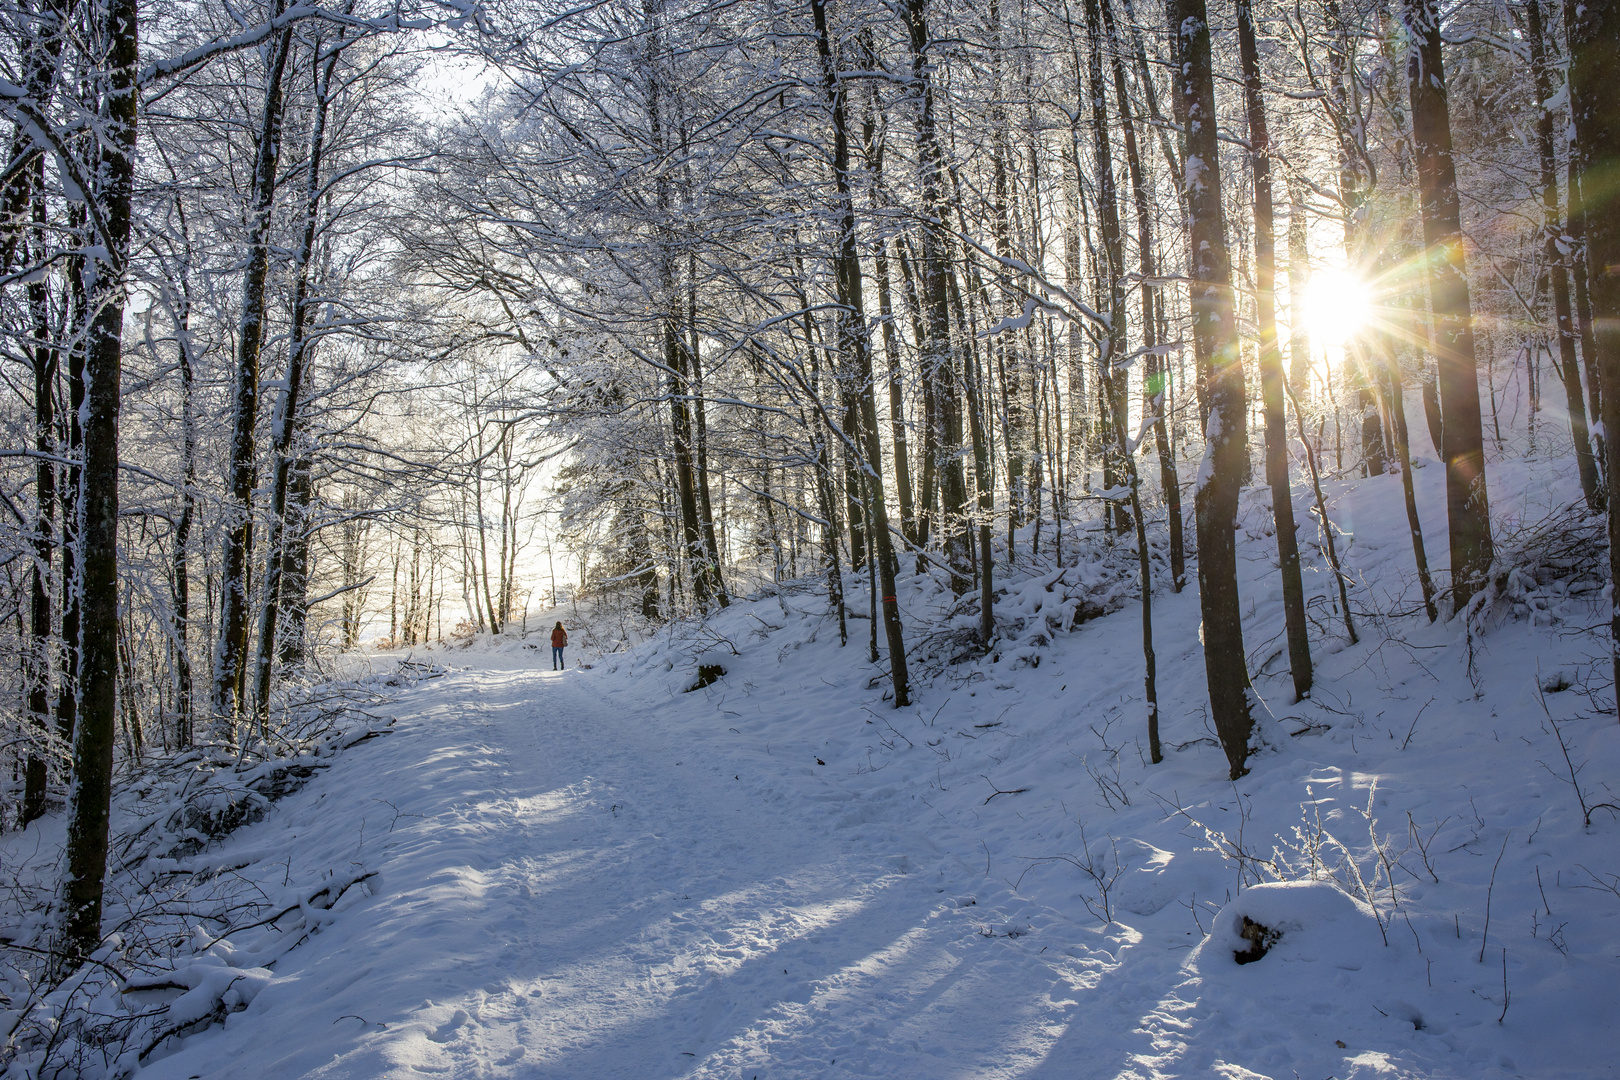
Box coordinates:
[1403,0,1493,612]
[1171,0,1257,778]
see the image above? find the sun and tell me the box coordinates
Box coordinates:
[1300,267,1374,345]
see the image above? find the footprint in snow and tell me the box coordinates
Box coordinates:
[428,1008,472,1042]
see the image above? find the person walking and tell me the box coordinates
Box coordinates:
[550,621,568,670]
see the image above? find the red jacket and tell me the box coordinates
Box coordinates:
[551,627,567,648]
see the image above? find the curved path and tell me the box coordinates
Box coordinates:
[140,658,1128,1079]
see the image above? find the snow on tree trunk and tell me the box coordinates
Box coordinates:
[1171,0,1257,779]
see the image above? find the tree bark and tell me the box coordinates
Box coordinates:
[166,269,198,748]
[1084,0,1127,534]
[22,166,55,826]
[61,0,136,963]
[687,279,730,607]
[894,238,937,555]
[57,229,84,752]
[873,239,918,545]
[1237,0,1312,702]
[214,19,294,719]
[252,38,341,728]
[857,62,918,550]
[1404,0,1494,612]
[960,291,995,646]
[901,0,970,589]
[1527,0,1600,511]
[811,0,909,702]
[1171,0,1258,778]
[1567,154,1604,487]
[1565,0,1620,692]
[277,455,312,670]
[1103,0,1182,591]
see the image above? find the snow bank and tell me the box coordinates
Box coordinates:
[1197,879,1382,970]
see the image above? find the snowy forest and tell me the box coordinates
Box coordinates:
[0,0,1618,1071]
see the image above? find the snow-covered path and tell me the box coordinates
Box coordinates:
[123,459,1620,1080]
[140,658,1137,1079]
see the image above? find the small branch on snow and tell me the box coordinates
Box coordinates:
[981,775,1029,804]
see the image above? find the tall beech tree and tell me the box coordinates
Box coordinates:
[60,0,138,965]
[1403,0,1493,612]
[1526,0,1600,513]
[213,19,296,720]
[810,0,910,705]
[1566,0,1620,692]
[901,0,971,589]
[251,34,345,726]
[1236,0,1311,702]
[1172,0,1257,778]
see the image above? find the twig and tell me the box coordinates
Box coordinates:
[1400,698,1434,751]
[1285,377,1356,644]
[1498,947,1511,1023]
[981,775,1030,804]
[1535,677,1620,826]
[1572,864,1620,900]
[1480,832,1510,963]
[1017,823,1123,923]
[1406,812,1447,883]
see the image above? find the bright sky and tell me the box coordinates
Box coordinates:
[410,34,498,114]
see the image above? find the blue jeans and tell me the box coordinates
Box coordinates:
[552,646,564,669]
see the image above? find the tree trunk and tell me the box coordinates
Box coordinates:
[895,238,937,555]
[1404,0,1494,612]
[1568,154,1604,488]
[252,39,340,729]
[1565,0,1620,692]
[873,238,918,546]
[57,239,84,752]
[811,0,910,702]
[22,171,55,826]
[60,0,136,964]
[1171,0,1258,779]
[666,318,714,609]
[962,301,996,646]
[1075,2,1156,757]
[1062,131,1090,487]
[169,274,198,748]
[687,281,730,607]
[277,455,312,670]
[214,20,294,719]
[1102,0,1182,591]
[1084,0,1128,535]
[1385,337,1439,621]
[1237,0,1312,702]
[901,0,970,589]
[1527,0,1600,511]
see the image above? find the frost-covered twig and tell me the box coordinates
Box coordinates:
[1535,675,1620,828]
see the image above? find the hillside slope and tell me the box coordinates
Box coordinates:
[119,455,1620,1079]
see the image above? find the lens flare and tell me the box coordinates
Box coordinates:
[1302,267,1374,346]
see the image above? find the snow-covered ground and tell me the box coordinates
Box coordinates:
[15,456,1620,1079]
[140,657,1119,1079]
